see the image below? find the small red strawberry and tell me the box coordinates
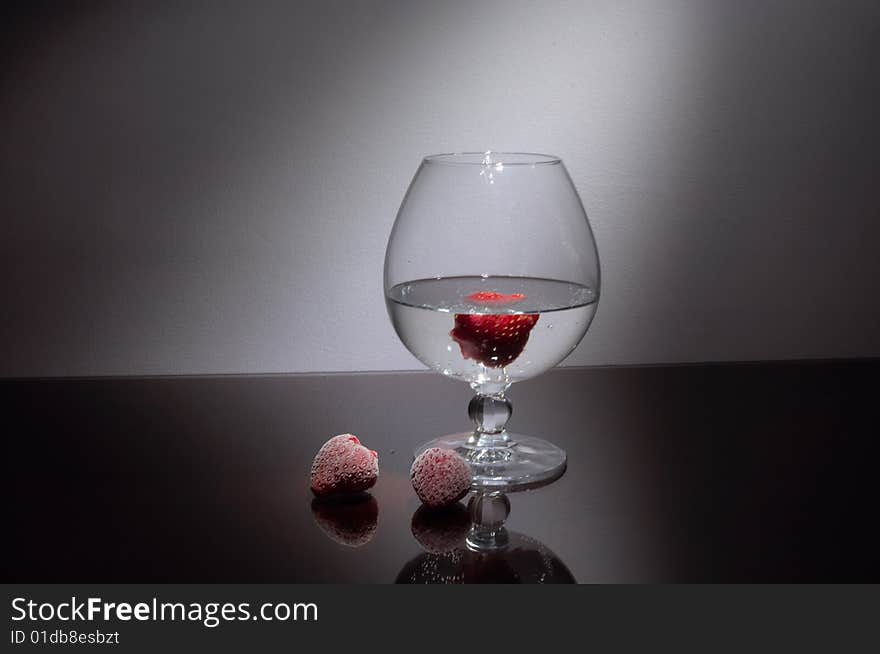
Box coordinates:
[466,291,527,305]
[310,434,378,496]
[450,313,539,368]
[411,448,472,508]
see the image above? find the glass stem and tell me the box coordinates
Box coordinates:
[467,393,513,450]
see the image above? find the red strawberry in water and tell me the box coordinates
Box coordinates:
[451,313,539,368]
[466,291,527,305]
[310,434,378,496]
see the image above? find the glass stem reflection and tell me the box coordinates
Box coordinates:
[466,491,511,552]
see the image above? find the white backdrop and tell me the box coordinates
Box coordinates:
[2,0,878,376]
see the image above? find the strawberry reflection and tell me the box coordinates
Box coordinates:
[410,503,471,554]
[310,493,378,548]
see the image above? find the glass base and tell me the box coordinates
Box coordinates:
[414,432,567,492]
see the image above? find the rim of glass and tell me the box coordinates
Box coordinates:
[423,151,562,166]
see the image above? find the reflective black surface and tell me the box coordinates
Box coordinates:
[3,360,878,582]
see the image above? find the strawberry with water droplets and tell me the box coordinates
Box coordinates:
[411,447,472,508]
[451,313,539,368]
[452,290,537,367]
[310,434,378,496]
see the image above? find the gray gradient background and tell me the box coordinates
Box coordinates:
[2,0,878,377]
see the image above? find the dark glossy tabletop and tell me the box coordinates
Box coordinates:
[3,360,878,583]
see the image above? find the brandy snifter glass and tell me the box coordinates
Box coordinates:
[384,152,600,490]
